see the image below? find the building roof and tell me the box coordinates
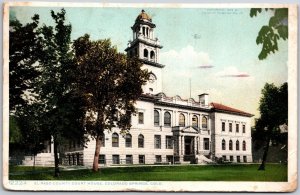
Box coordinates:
[210,102,253,117]
[136,10,152,22]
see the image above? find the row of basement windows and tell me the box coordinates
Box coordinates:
[222,139,247,151]
[99,155,174,164]
[139,110,208,128]
[222,155,248,163]
[99,154,143,164]
[222,122,246,133]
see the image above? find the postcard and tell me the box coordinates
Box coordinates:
[2,2,298,192]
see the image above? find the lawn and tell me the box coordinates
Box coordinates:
[9,164,287,181]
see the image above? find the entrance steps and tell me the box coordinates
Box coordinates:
[195,155,214,164]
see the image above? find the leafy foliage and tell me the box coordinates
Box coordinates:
[73,34,149,171]
[250,8,288,60]
[9,9,86,176]
[9,15,41,110]
[254,82,288,170]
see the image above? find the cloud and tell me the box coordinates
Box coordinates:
[160,45,213,71]
[215,66,250,78]
[197,65,214,69]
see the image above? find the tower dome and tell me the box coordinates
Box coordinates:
[136,10,152,22]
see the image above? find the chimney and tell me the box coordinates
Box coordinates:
[198,93,209,106]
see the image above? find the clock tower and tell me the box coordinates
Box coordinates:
[125,10,164,95]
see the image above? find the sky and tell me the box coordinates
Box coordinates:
[10,6,288,123]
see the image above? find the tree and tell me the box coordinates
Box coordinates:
[73,34,149,171]
[250,8,288,60]
[9,15,41,110]
[35,9,86,177]
[255,82,288,170]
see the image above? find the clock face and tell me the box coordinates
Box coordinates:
[149,74,156,83]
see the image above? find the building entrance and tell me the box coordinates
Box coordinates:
[184,136,194,155]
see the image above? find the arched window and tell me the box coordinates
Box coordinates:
[112,133,119,147]
[243,141,246,151]
[179,113,185,127]
[202,116,208,128]
[164,112,171,127]
[150,51,155,60]
[143,49,148,58]
[142,27,145,35]
[138,134,144,148]
[229,140,233,150]
[154,110,160,126]
[125,134,132,147]
[236,140,240,151]
[192,115,198,127]
[222,139,226,150]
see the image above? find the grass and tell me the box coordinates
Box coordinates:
[9,164,287,181]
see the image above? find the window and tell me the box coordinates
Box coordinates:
[243,156,247,163]
[139,155,145,164]
[99,155,106,164]
[154,110,160,126]
[229,123,232,132]
[142,27,145,36]
[236,140,240,150]
[164,112,171,127]
[155,155,162,163]
[125,134,132,147]
[179,113,185,127]
[237,156,241,163]
[204,138,210,150]
[138,112,144,124]
[230,156,233,161]
[222,122,225,131]
[126,155,133,164]
[100,134,105,147]
[143,49,148,58]
[222,155,226,161]
[112,133,119,147]
[243,141,246,151]
[202,116,208,128]
[222,139,226,150]
[138,134,144,148]
[166,136,173,149]
[229,140,233,150]
[243,125,246,133]
[192,115,198,127]
[112,155,120,164]
[236,124,239,133]
[150,51,155,60]
[154,135,161,149]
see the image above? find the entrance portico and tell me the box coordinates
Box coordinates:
[172,126,202,163]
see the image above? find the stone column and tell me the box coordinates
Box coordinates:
[161,109,164,127]
[194,137,197,155]
[182,135,185,156]
[51,136,54,154]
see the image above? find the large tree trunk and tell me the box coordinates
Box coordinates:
[258,133,271,171]
[53,139,60,177]
[92,135,102,172]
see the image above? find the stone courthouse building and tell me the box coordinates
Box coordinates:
[23,10,253,166]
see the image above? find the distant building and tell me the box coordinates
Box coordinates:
[23,10,253,166]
